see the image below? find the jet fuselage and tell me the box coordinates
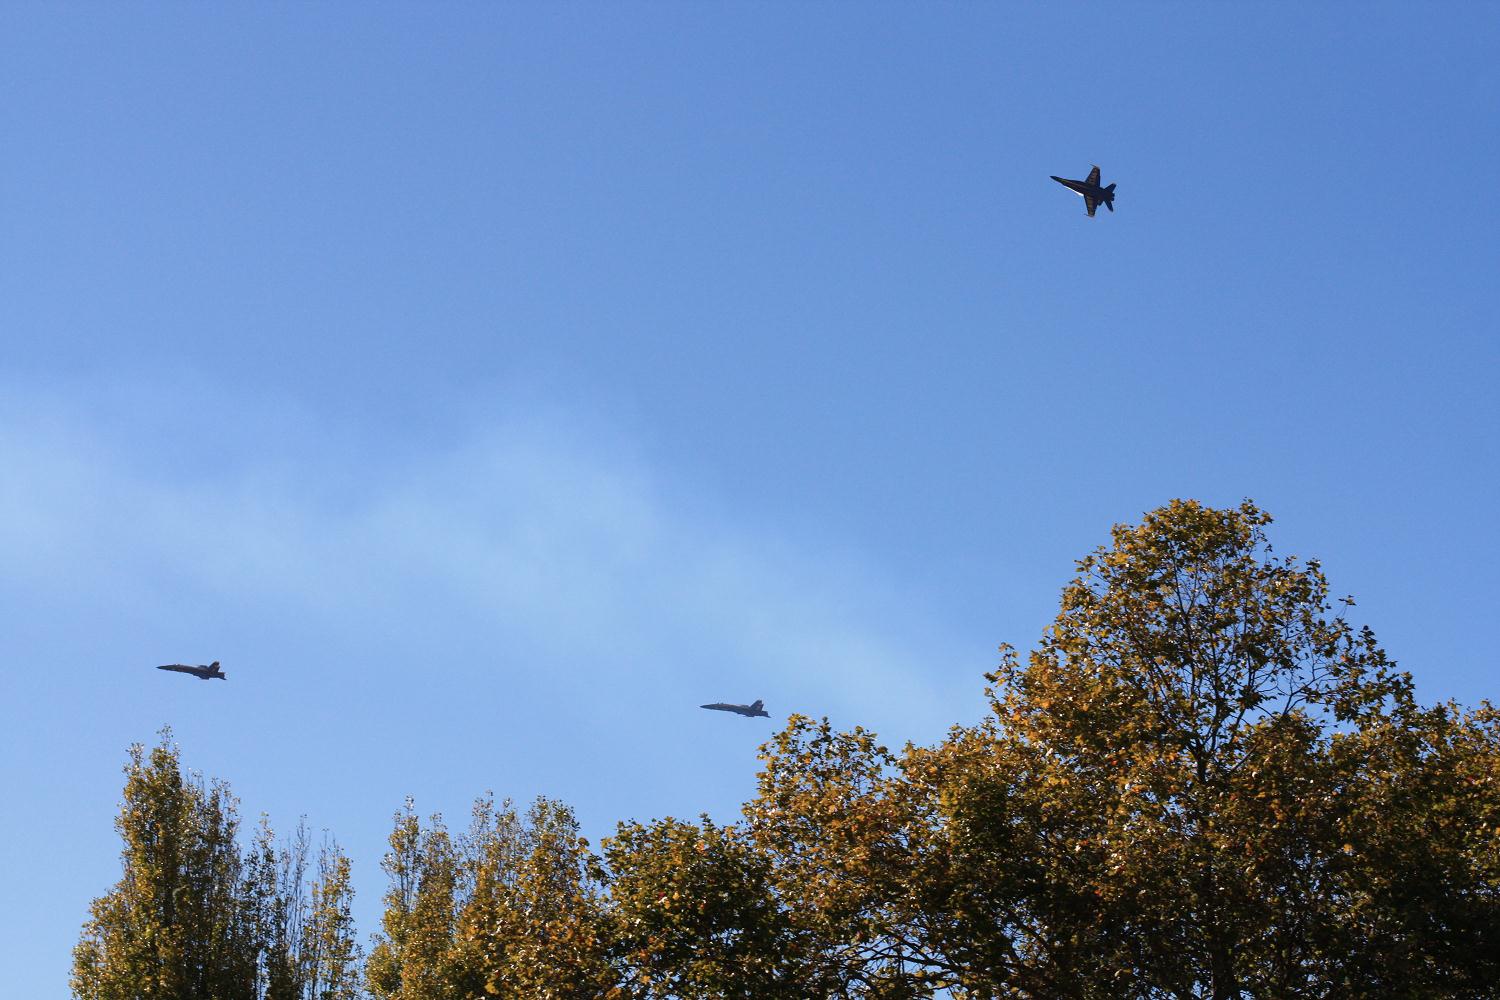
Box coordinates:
[1050,166,1116,216]
[701,701,770,718]
[157,661,226,680]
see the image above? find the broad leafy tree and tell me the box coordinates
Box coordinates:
[910,499,1500,998]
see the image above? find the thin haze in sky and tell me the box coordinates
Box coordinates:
[2,6,1496,996]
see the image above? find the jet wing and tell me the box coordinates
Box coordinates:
[1085,165,1100,186]
[1084,195,1097,217]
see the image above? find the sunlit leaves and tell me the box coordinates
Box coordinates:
[72,733,360,1000]
[604,816,797,998]
[366,796,622,1000]
[927,499,1500,997]
[76,501,1500,999]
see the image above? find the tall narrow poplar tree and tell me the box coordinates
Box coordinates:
[73,734,361,1000]
[72,736,262,1000]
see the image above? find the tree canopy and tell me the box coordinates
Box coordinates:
[76,501,1500,999]
[72,735,361,1000]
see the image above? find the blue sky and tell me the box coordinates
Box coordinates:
[3,5,1496,995]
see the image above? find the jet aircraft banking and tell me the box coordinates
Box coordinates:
[157,661,226,680]
[1050,165,1116,217]
[701,699,770,718]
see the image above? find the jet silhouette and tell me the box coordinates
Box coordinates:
[1051,165,1116,217]
[157,661,226,681]
[701,699,769,718]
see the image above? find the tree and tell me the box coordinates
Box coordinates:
[73,735,262,1000]
[79,501,1499,999]
[251,821,363,1000]
[367,796,622,999]
[73,733,361,1000]
[365,802,465,1000]
[466,797,620,998]
[745,718,958,998]
[300,841,363,1000]
[605,814,803,998]
[627,499,1498,998]
[913,499,1500,997]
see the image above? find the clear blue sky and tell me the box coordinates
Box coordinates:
[3,5,1495,995]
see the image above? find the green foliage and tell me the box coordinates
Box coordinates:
[605,815,799,998]
[72,733,360,1000]
[302,844,362,1000]
[366,796,621,999]
[73,736,262,1000]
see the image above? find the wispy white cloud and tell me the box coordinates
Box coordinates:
[0,380,993,1000]
[0,373,980,739]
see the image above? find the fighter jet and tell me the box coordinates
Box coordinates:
[701,699,770,718]
[1050,165,1116,217]
[157,661,226,681]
